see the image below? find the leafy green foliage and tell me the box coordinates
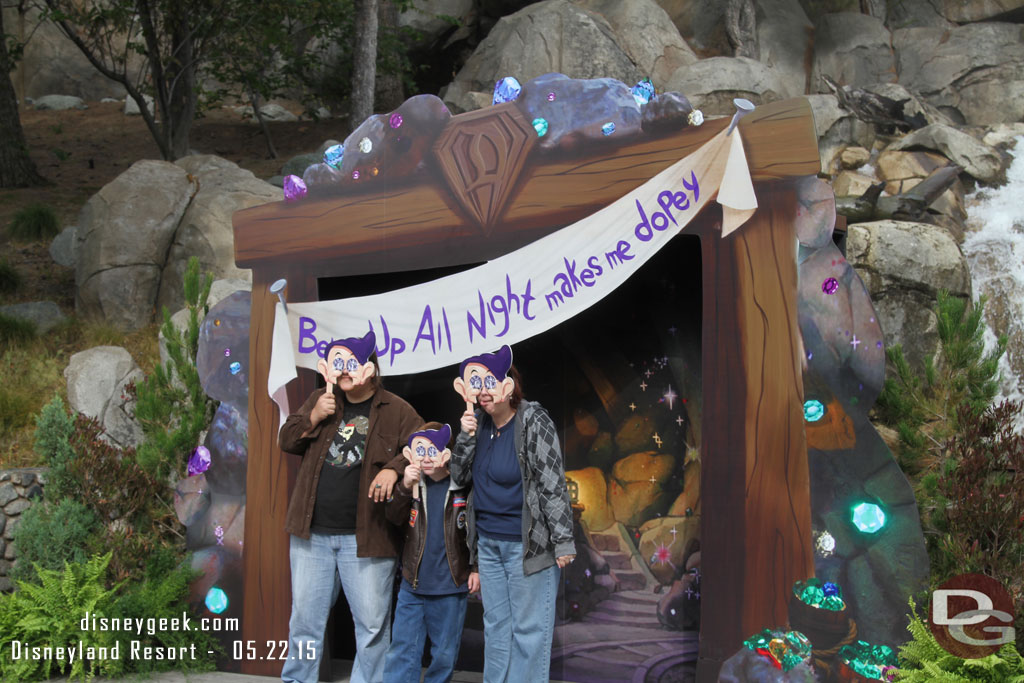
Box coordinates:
[9,498,98,585]
[33,396,77,500]
[7,203,60,241]
[0,258,21,294]
[0,553,122,682]
[133,256,215,480]
[896,598,1024,682]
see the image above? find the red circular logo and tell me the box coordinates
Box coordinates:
[928,573,1016,659]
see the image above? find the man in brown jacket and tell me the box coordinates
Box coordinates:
[278,330,422,683]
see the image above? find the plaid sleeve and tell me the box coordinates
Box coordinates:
[528,408,575,550]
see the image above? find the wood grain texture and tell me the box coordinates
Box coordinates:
[233,98,818,272]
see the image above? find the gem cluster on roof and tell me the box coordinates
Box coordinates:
[793,577,846,611]
[286,73,701,199]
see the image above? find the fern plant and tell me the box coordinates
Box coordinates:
[896,598,1024,682]
[0,553,122,682]
[133,256,216,479]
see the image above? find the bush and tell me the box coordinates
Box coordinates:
[0,259,20,295]
[0,312,36,348]
[9,497,99,584]
[33,395,77,500]
[0,553,121,682]
[7,203,60,242]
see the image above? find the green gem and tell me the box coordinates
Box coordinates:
[781,652,802,671]
[801,585,825,606]
[785,631,812,657]
[873,645,896,666]
[838,645,858,663]
[792,579,805,597]
[532,117,549,137]
[822,595,845,611]
[852,502,886,533]
[806,577,823,588]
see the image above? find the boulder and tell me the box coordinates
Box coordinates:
[719,645,818,682]
[667,450,700,516]
[577,0,698,86]
[614,414,654,454]
[753,0,813,98]
[443,0,645,111]
[637,515,699,585]
[254,103,298,123]
[889,0,1019,27]
[863,83,956,129]
[76,160,193,331]
[0,301,66,334]
[665,56,791,115]
[839,146,871,170]
[812,12,895,91]
[33,94,87,110]
[49,226,77,268]
[832,170,877,197]
[608,450,675,526]
[398,0,475,42]
[124,94,154,116]
[875,149,967,227]
[156,156,276,314]
[654,0,730,56]
[566,467,614,532]
[887,124,1005,185]
[64,346,144,449]
[983,122,1024,149]
[805,94,876,176]
[894,23,1024,126]
[846,220,970,369]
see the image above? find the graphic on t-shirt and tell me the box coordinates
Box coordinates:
[326,414,369,467]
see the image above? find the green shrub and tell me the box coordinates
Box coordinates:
[896,598,1024,682]
[7,203,60,242]
[0,553,121,682]
[0,312,36,348]
[33,396,77,500]
[9,497,99,584]
[0,259,20,294]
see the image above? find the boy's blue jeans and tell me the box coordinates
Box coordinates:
[383,585,468,683]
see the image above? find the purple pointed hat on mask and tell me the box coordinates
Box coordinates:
[323,330,377,364]
[459,344,513,379]
[408,424,452,451]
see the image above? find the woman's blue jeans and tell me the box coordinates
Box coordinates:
[476,534,559,683]
[281,533,397,683]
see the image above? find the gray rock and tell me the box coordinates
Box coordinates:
[157,156,274,314]
[0,301,66,334]
[3,499,29,516]
[49,225,77,268]
[886,0,953,28]
[655,0,730,56]
[863,83,955,129]
[444,0,646,110]
[280,152,322,179]
[812,12,895,92]
[0,577,10,592]
[805,94,876,176]
[983,122,1024,149]
[64,346,144,449]
[887,124,1006,185]
[24,485,42,500]
[75,160,193,331]
[719,645,819,682]
[889,0,1019,27]
[254,103,297,123]
[4,516,18,540]
[3,544,13,560]
[847,220,970,369]
[0,483,16,507]
[665,56,792,115]
[33,94,87,110]
[0,514,4,535]
[754,0,814,97]
[895,23,1024,126]
[124,94,154,116]
[398,0,474,42]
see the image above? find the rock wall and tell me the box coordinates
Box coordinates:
[0,469,46,592]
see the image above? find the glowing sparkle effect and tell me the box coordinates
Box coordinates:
[652,543,673,565]
[815,530,836,557]
[639,381,648,391]
[852,502,886,534]
[850,335,861,350]
[653,433,663,448]
[803,399,825,422]
[662,386,678,409]
[205,587,229,614]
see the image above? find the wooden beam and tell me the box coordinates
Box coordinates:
[233,98,819,274]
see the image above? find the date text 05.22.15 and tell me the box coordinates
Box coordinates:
[232,640,316,661]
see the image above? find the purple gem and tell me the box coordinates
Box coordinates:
[492,76,522,104]
[876,341,883,349]
[224,348,230,357]
[188,446,211,476]
[352,170,360,180]
[822,277,839,294]
[547,92,556,102]
[283,174,307,201]
[389,112,403,128]
[214,525,224,545]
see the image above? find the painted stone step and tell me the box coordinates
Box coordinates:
[615,571,648,591]
[591,533,623,552]
[602,552,633,570]
[584,610,663,629]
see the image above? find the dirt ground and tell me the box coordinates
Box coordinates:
[1,101,344,308]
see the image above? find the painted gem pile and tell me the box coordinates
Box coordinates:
[792,577,846,611]
[742,628,813,671]
[838,640,898,681]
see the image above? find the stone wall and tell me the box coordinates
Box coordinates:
[0,468,47,591]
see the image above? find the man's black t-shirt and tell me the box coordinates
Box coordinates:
[310,396,371,534]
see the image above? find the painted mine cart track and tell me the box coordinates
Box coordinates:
[553,590,698,682]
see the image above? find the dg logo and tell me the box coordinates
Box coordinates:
[929,573,1016,658]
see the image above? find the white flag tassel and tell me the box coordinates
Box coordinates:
[269,300,297,430]
[718,129,758,237]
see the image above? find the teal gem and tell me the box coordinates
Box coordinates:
[873,645,896,666]
[205,586,228,614]
[838,644,857,663]
[323,144,344,169]
[781,652,802,671]
[601,122,616,136]
[631,78,655,106]
[822,595,845,611]
[532,117,549,137]
[800,585,824,606]
[229,361,242,375]
[852,502,886,533]
[785,631,812,657]
[804,399,825,422]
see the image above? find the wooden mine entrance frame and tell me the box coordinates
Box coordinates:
[233,97,821,681]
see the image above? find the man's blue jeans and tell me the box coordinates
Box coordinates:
[281,533,397,683]
[382,585,468,683]
[477,534,559,683]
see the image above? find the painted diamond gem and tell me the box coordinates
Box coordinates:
[631,78,655,106]
[358,137,372,154]
[205,587,228,614]
[532,118,549,137]
[492,77,522,104]
[688,110,704,126]
[229,361,242,375]
[852,502,886,533]
[822,277,839,294]
[389,112,403,128]
[601,122,616,136]
[283,174,307,201]
[323,144,344,169]
[803,399,825,422]
[187,445,211,476]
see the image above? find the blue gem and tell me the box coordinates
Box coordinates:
[823,581,840,597]
[492,77,522,104]
[229,362,242,375]
[532,118,549,137]
[602,122,616,136]
[803,399,825,422]
[632,78,655,106]
[205,587,229,614]
[323,144,344,169]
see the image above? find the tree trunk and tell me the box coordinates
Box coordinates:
[350,0,379,130]
[0,8,44,187]
[374,0,404,112]
[167,19,196,160]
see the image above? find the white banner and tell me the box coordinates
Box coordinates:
[269,128,757,418]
